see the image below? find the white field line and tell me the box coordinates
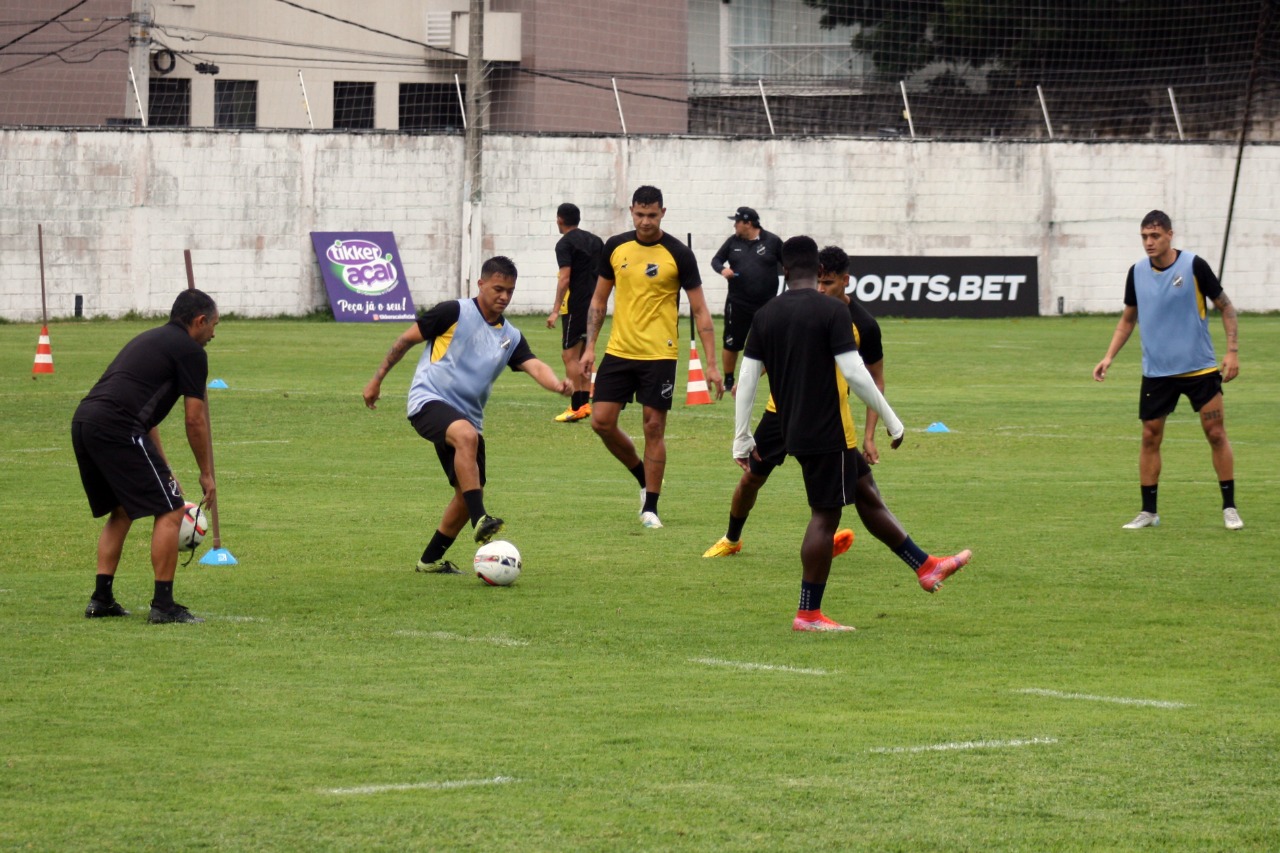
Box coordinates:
[1015,688,1189,709]
[324,776,517,796]
[204,614,265,622]
[870,737,1058,754]
[394,630,530,648]
[12,447,60,453]
[221,439,292,446]
[690,657,835,676]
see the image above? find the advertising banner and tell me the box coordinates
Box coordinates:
[847,256,1039,318]
[310,232,416,322]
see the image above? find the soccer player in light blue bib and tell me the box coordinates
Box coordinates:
[364,256,572,574]
[1093,211,1243,531]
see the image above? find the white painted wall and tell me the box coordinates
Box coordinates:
[2,129,1275,321]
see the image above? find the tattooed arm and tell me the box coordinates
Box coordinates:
[363,323,426,409]
[579,275,614,380]
[1215,291,1239,382]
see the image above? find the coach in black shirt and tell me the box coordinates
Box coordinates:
[710,206,783,390]
[72,289,219,624]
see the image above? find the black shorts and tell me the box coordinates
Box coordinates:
[561,308,588,351]
[795,447,872,510]
[748,409,788,477]
[592,354,677,411]
[722,300,762,353]
[1139,371,1223,422]
[409,401,487,488]
[72,421,185,519]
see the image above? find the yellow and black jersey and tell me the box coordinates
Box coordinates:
[745,289,860,456]
[598,230,701,361]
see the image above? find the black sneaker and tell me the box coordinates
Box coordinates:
[147,601,204,624]
[415,559,463,574]
[473,514,504,544]
[85,597,130,618]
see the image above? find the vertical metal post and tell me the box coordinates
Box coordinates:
[612,78,627,135]
[758,79,775,135]
[1167,88,1184,140]
[455,73,467,129]
[37,224,48,325]
[127,0,151,123]
[1036,85,1054,139]
[462,0,486,298]
[298,70,315,129]
[128,67,148,127]
[899,80,915,139]
[1220,0,1272,282]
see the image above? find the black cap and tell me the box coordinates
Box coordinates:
[729,206,760,225]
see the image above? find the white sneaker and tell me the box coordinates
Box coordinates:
[1122,511,1160,529]
[1224,508,1244,530]
[640,511,664,529]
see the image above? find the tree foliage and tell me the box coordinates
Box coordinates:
[802,0,1274,84]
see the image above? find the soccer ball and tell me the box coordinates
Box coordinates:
[179,502,208,551]
[474,540,521,586]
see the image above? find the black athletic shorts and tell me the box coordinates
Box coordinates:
[1139,371,1223,422]
[747,409,787,477]
[409,401,487,488]
[592,354,677,411]
[795,447,872,510]
[722,300,763,353]
[561,309,588,351]
[72,421,185,519]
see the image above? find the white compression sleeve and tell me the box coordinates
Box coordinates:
[733,357,763,458]
[835,350,904,440]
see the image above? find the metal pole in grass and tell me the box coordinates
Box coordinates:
[185,249,238,566]
[32,224,54,377]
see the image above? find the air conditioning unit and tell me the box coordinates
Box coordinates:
[425,12,453,49]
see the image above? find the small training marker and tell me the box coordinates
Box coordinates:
[200,548,238,566]
[207,378,229,389]
[926,421,951,433]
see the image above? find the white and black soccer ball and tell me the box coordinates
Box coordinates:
[473,540,521,586]
[178,502,208,551]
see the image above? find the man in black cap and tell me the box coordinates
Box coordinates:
[710,206,784,391]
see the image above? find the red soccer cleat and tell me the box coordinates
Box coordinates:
[792,610,856,632]
[832,528,855,557]
[916,549,972,593]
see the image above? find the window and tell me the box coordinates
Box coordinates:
[399,83,463,131]
[214,80,257,128]
[333,82,376,129]
[148,78,190,126]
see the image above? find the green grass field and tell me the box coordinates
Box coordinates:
[1,314,1276,851]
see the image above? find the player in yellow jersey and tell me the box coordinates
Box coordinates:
[580,186,723,528]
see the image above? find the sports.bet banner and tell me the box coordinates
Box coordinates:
[310,232,416,322]
[846,256,1038,318]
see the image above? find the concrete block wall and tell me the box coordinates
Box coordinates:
[1,128,1275,321]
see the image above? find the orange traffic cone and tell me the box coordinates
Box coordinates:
[32,325,54,375]
[685,341,712,406]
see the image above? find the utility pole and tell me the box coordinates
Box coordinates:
[126,0,152,123]
[461,0,486,297]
